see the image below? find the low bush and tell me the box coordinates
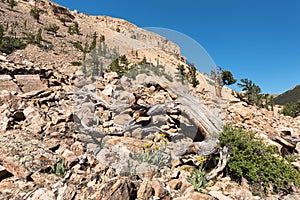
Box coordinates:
[44,24,60,34]
[218,126,300,196]
[0,36,26,54]
[280,101,300,118]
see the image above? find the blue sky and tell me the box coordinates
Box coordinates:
[52,0,300,94]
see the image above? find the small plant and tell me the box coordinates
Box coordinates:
[176,64,186,84]
[186,63,199,87]
[100,34,105,42]
[8,0,17,9]
[89,32,97,51]
[30,7,41,23]
[68,21,80,35]
[23,31,36,44]
[48,158,66,177]
[44,24,60,35]
[135,137,171,169]
[59,17,67,26]
[219,125,300,196]
[137,144,169,168]
[187,164,210,192]
[70,61,82,66]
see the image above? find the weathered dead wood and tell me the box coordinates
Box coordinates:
[275,136,295,148]
[164,84,223,138]
[207,146,229,180]
[66,91,111,109]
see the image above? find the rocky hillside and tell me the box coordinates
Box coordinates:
[274,85,300,105]
[0,1,300,200]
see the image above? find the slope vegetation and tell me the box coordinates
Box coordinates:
[274,85,300,105]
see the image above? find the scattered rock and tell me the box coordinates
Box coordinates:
[29,188,56,200]
[104,72,119,82]
[102,84,114,97]
[15,75,47,93]
[209,191,233,200]
[0,130,56,179]
[98,178,137,200]
[62,149,79,168]
[23,106,46,134]
[152,179,167,198]
[167,179,182,190]
[137,180,154,199]
[56,184,76,200]
[0,75,20,93]
[295,142,300,154]
[187,192,214,200]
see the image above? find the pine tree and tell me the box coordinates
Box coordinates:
[0,24,3,43]
[89,32,97,51]
[30,7,40,23]
[211,67,236,97]
[9,0,17,9]
[176,64,186,84]
[187,63,199,88]
[238,78,262,106]
[36,28,43,44]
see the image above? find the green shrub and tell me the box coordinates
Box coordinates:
[23,31,36,44]
[30,7,40,22]
[0,36,26,54]
[70,61,82,66]
[59,17,67,26]
[44,24,60,34]
[8,0,17,9]
[68,21,80,35]
[0,24,4,42]
[280,102,300,118]
[218,126,300,196]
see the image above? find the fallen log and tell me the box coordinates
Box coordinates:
[164,84,223,138]
[274,136,295,148]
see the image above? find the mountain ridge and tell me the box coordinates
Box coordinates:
[274,84,300,105]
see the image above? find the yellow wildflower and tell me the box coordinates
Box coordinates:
[197,156,207,163]
[141,142,152,148]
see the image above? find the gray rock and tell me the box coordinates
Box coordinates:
[135,162,158,179]
[114,113,132,125]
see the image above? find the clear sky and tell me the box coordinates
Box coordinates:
[52,0,300,94]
